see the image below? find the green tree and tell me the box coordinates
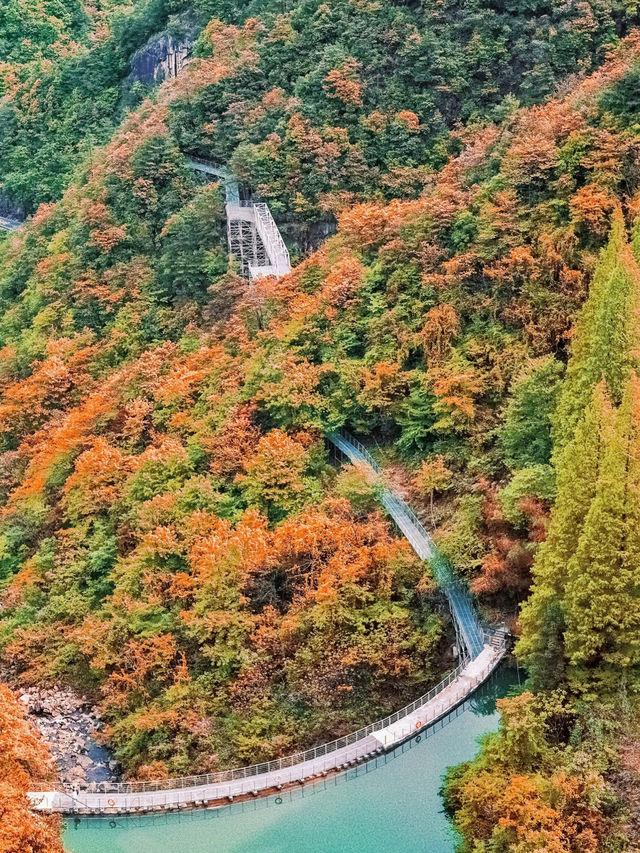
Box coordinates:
[552,211,640,458]
[563,373,640,694]
[156,184,227,303]
[499,464,555,528]
[517,383,613,689]
[519,215,640,691]
[395,383,438,458]
[500,355,563,469]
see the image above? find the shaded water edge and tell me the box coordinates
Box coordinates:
[63,665,518,853]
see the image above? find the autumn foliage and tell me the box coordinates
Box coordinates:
[0,684,63,853]
[3,5,640,846]
[444,691,618,853]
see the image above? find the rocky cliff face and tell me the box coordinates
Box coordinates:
[0,189,25,222]
[128,17,201,86]
[281,220,337,256]
[129,33,191,85]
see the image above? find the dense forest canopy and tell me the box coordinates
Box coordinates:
[2,0,638,213]
[3,0,640,849]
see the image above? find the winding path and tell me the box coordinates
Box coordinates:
[329,431,487,658]
[29,431,506,816]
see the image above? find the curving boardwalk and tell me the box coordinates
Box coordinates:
[328,431,487,658]
[29,431,506,816]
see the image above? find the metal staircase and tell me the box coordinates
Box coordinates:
[249,203,291,279]
[188,157,291,282]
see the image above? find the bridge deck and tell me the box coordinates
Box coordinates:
[31,647,501,815]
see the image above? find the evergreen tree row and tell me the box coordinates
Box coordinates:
[519,211,640,695]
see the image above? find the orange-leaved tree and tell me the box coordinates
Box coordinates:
[0,683,64,853]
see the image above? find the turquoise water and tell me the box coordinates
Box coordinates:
[63,668,516,853]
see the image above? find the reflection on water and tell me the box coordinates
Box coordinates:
[63,666,517,853]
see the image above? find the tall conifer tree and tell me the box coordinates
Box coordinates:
[517,383,613,688]
[563,374,640,693]
[519,212,640,690]
[552,210,640,457]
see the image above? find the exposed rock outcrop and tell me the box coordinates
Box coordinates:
[281,220,336,255]
[17,686,118,788]
[127,15,201,87]
[0,189,25,229]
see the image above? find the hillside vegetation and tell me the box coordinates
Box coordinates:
[3,0,640,849]
[2,0,637,214]
[0,683,62,852]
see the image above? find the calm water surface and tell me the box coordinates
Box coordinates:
[63,667,517,853]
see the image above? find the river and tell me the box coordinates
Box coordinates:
[63,666,517,853]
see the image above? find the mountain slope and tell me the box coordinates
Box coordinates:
[3,2,640,847]
[2,0,636,215]
[2,30,640,785]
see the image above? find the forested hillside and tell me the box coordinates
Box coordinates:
[2,0,637,213]
[0,0,202,209]
[3,0,640,849]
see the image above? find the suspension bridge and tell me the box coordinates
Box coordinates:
[29,430,507,816]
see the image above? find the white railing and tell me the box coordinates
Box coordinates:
[30,636,506,800]
[252,202,291,276]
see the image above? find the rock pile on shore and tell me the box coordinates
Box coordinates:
[18,686,118,787]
